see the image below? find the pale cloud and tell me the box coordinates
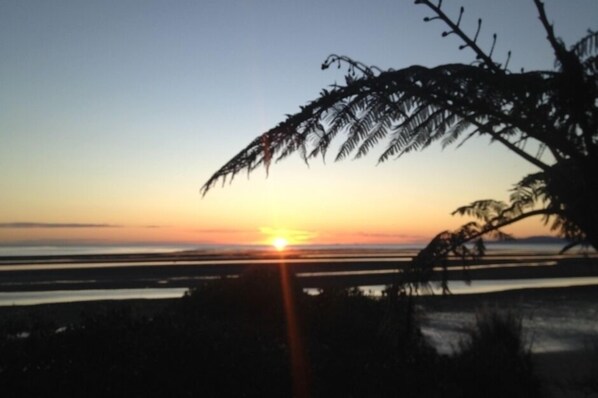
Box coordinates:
[259,227,319,244]
[0,222,121,229]
[355,232,427,241]
[193,228,249,234]
[324,230,429,244]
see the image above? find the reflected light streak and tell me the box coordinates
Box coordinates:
[279,258,310,397]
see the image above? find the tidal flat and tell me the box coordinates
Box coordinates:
[0,247,597,397]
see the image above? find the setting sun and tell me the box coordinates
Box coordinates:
[272,237,288,251]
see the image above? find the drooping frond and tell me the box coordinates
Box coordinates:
[405,185,559,294]
[406,159,598,290]
[202,60,587,194]
[571,30,598,61]
[202,0,598,264]
[572,30,598,77]
[406,226,488,295]
[458,168,584,242]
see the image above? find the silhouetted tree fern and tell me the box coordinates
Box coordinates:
[202,0,598,289]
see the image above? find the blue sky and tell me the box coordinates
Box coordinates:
[1,0,597,246]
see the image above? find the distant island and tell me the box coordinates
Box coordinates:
[492,236,568,245]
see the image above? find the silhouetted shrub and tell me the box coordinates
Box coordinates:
[0,270,548,397]
[299,284,443,396]
[182,265,288,323]
[452,309,542,398]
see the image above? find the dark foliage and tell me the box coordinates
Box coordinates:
[303,287,440,397]
[452,309,541,398]
[201,0,598,289]
[572,338,598,395]
[0,267,545,397]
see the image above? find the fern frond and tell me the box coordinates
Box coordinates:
[571,30,598,60]
[355,119,391,159]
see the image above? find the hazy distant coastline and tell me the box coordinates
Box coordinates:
[0,235,578,258]
[1,245,596,295]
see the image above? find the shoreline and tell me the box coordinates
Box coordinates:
[1,283,596,396]
[1,283,596,323]
[1,248,597,293]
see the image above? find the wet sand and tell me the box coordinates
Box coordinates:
[1,249,597,393]
[1,285,597,395]
[1,248,597,292]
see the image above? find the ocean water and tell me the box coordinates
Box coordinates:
[0,241,580,257]
[1,282,596,354]
[0,288,188,306]
[0,241,596,354]
[2,276,598,307]
[420,303,598,354]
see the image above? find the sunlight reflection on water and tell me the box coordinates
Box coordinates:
[302,276,598,297]
[1,277,597,354]
[0,288,187,306]
[420,304,598,354]
[3,277,597,306]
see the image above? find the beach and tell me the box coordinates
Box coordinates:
[2,246,597,292]
[1,246,597,396]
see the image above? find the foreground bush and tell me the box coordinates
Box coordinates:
[0,267,544,397]
[452,309,541,398]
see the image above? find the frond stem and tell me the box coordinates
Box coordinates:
[441,208,558,257]
[417,0,501,73]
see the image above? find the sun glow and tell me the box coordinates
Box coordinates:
[272,237,288,251]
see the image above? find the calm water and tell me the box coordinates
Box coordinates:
[0,242,580,257]
[1,277,597,306]
[1,242,596,305]
[1,280,596,354]
[1,242,596,354]
[421,299,598,354]
[350,277,598,296]
[0,288,188,306]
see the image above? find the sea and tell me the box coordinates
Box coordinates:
[1,242,596,353]
[0,241,583,257]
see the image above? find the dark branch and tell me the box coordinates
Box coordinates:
[406,207,558,293]
[416,0,502,73]
[533,0,569,66]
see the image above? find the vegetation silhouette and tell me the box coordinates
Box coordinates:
[201,0,598,288]
[453,309,541,397]
[0,267,543,397]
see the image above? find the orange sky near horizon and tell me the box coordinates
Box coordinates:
[2,0,590,249]
[0,150,555,248]
[0,215,552,247]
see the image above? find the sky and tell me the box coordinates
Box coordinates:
[1,0,597,248]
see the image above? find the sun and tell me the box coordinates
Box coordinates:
[272,237,289,251]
